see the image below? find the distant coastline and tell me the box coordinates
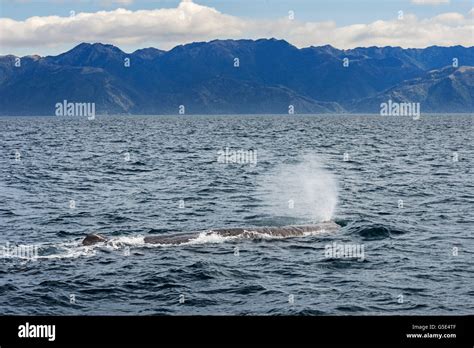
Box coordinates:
[1,39,473,116]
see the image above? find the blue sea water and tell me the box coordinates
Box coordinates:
[0,114,473,315]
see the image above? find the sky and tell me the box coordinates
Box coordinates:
[0,0,473,56]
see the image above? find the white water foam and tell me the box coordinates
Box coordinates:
[0,241,97,260]
[181,230,284,245]
[106,236,146,249]
[302,228,328,237]
[182,231,237,245]
[0,236,148,261]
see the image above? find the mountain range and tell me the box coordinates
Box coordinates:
[0,39,473,115]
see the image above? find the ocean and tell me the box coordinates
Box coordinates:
[0,114,472,314]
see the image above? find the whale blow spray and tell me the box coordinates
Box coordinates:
[258,155,338,222]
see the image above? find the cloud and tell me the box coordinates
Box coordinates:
[411,0,450,4]
[100,0,134,6]
[9,0,134,3]
[0,0,472,55]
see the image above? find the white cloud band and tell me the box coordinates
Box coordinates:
[0,0,472,54]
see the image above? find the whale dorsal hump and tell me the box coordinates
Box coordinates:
[82,234,108,246]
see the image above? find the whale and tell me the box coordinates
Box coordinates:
[82,221,340,246]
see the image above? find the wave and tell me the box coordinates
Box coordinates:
[347,221,409,240]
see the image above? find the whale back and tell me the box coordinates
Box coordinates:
[143,222,339,245]
[82,233,108,246]
[82,222,339,246]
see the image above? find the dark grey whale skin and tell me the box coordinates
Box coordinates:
[82,222,340,246]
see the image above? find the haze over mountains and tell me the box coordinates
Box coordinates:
[0,39,473,115]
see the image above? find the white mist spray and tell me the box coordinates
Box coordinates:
[258,155,338,222]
